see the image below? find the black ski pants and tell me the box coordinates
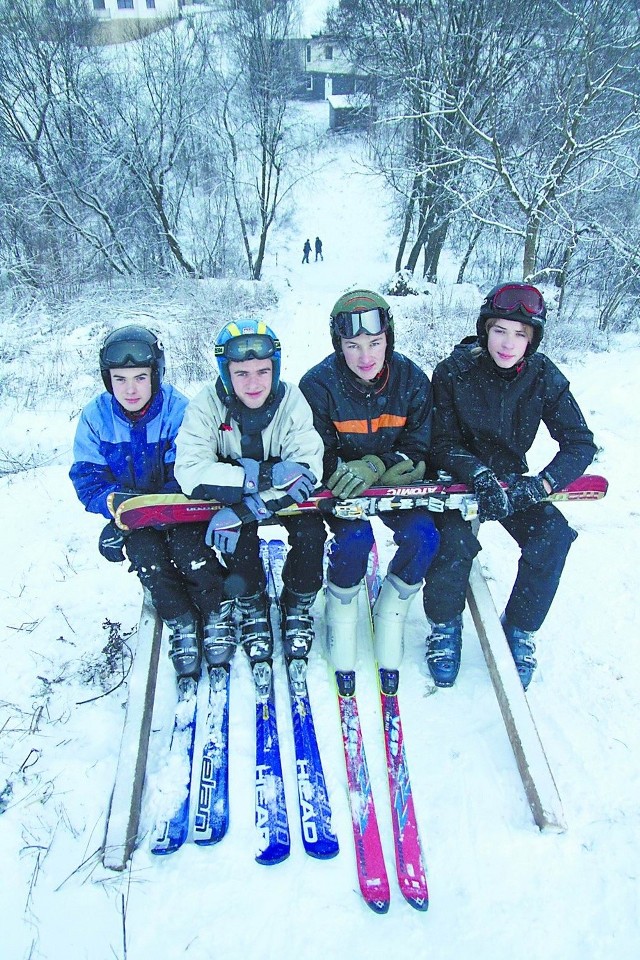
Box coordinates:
[422,502,578,632]
[220,514,327,599]
[125,523,225,622]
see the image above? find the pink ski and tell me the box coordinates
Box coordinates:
[366,545,428,910]
[337,687,390,914]
[379,684,429,910]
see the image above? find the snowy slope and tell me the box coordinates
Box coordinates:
[1,102,639,960]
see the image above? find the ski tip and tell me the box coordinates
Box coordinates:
[150,838,184,856]
[255,843,291,866]
[193,824,228,846]
[304,839,340,860]
[404,893,429,912]
[366,897,391,915]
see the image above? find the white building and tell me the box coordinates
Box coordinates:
[89,0,188,20]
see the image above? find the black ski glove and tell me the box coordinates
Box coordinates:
[472,470,512,522]
[99,521,129,563]
[504,474,548,513]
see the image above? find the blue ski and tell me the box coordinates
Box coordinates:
[265,539,339,860]
[193,664,230,845]
[253,659,290,865]
[150,675,198,855]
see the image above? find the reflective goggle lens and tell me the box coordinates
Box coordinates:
[103,340,155,368]
[333,307,388,338]
[215,334,279,362]
[491,285,544,316]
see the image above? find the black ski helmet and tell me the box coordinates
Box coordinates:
[99,325,165,395]
[329,289,395,361]
[477,282,547,356]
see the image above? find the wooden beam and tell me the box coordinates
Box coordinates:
[103,590,163,870]
[466,559,567,833]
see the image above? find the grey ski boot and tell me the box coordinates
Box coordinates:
[203,599,236,667]
[166,611,201,679]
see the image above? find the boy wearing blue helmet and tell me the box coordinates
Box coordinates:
[174,320,326,672]
[422,282,596,690]
[70,326,226,681]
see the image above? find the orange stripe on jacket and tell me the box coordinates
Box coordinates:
[333,414,407,434]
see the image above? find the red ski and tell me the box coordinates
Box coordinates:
[109,475,608,531]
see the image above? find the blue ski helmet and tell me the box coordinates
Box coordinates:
[477,282,547,356]
[215,319,281,396]
[99,325,165,395]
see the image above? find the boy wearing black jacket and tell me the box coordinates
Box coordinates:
[423,282,596,690]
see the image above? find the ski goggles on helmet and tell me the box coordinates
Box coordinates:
[215,333,280,362]
[102,340,157,368]
[332,307,390,339]
[490,284,545,317]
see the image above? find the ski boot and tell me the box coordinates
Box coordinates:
[166,611,201,679]
[425,615,463,687]
[373,573,421,695]
[202,599,236,667]
[236,591,274,665]
[325,581,360,697]
[501,616,537,690]
[280,588,316,662]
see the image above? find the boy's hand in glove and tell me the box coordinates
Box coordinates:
[327,455,385,499]
[472,469,512,522]
[504,474,548,513]
[99,521,129,562]
[271,461,316,503]
[205,494,273,554]
[205,507,243,554]
[379,459,426,485]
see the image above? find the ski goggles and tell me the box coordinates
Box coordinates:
[490,284,545,317]
[102,340,156,368]
[332,307,390,339]
[215,333,280,362]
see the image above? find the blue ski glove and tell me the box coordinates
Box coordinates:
[379,459,426,485]
[327,455,385,499]
[504,474,548,513]
[472,469,512,522]
[271,461,316,503]
[99,521,129,562]
[205,507,243,554]
[205,494,273,555]
[238,457,261,494]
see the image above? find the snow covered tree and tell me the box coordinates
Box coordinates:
[213,0,302,280]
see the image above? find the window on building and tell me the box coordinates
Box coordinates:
[325,46,333,60]
[306,76,313,91]
[117,0,134,9]
[147,0,156,7]
[306,44,311,63]
[93,0,106,8]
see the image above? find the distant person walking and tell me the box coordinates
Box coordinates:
[315,237,323,261]
[302,239,311,264]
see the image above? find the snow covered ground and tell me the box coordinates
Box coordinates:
[1,101,639,960]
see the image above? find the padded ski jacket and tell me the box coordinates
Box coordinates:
[430,340,596,489]
[174,379,323,512]
[70,384,188,519]
[299,352,432,481]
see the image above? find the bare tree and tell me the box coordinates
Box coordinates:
[433,0,640,283]
[214,0,302,280]
[0,0,138,285]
